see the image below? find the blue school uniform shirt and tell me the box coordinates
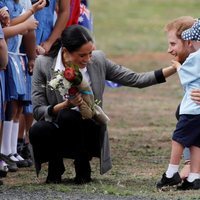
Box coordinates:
[34,0,56,45]
[0,0,28,101]
[178,48,200,115]
[0,0,23,52]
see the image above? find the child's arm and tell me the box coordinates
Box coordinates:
[10,0,46,26]
[22,30,37,75]
[0,7,10,27]
[40,0,70,53]
[3,18,38,39]
[0,36,8,69]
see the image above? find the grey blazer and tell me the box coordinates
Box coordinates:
[31,50,165,174]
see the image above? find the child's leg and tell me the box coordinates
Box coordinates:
[156,140,183,188]
[1,101,18,161]
[18,113,33,144]
[11,101,24,160]
[165,140,183,178]
[180,148,190,179]
[187,146,200,182]
[18,113,25,142]
[17,113,34,166]
[169,140,184,164]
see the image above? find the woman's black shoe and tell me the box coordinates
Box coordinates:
[46,175,62,184]
[34,161,41,177]
[45,159,65,184]
[74,158,91,184]
[74,176,92,184]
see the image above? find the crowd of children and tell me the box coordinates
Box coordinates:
[0,0,92,185]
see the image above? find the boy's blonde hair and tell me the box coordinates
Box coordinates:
[164,16,195,39]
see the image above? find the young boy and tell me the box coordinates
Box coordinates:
[157,19,200,190]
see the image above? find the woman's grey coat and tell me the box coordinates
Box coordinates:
[31,50,165,174]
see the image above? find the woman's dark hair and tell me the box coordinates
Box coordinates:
[48,25,93,57]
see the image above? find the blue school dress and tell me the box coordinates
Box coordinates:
[0,0,30,104]
[34,0,56,44]
[0,24,5,120]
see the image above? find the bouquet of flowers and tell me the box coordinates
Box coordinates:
[49,63,110,124]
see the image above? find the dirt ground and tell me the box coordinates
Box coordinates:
[1,52,190,200]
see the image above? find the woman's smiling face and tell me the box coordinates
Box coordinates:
[66,41,95,68]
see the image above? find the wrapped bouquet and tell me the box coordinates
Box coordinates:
[49,63,110,124]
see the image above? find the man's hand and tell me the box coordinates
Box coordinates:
[191,89,200,104]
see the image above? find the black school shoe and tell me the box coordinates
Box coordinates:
[17,141,33,167]
[156,172,182,189]
[0,154,18,172]
[177,179,200,190]
[0,160,8,177]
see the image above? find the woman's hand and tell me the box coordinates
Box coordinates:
[171,60,181,70]
[191,89,200,104]
[68,93,83,107]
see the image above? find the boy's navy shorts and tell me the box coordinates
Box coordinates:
[172,114,200,148]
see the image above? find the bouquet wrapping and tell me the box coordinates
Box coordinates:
[49,63,110,124]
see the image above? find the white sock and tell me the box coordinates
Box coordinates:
[11,122,19,155]
[9,122,19,162]
[9,155,18,162]
[1,120,13,155]
[166,164,179,178]
[187,173,200,182]
[15,154,24,161]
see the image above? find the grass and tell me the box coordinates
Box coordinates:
[2,56,199,199]
[90,0,200,55]
[3,1,200,199]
